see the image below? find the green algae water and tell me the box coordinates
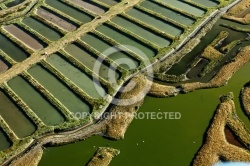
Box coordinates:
[160,0,205,17]
[0,33,29,62]
[7,76,65,126]
[28,65,91,114]
[39,60,250,166]
[110,16,171,47]
[0,129,11,151]
[140,1,195,26]
[80,33,140,70]
[126,8,183,36]
[22,17,63,41]
[191,0,219,7]
[45,0,93,23]
[0,90,36,138]
[96,24,157,58]
[46,53,108,99]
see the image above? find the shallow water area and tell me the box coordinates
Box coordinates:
[28,65,91,114]
[7,76,65,126]
[46,53,107,99]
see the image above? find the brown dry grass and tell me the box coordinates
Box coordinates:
[149,81,177,97]
[87,147,120,166]
[201,45,223,61]
[223,0,250,24]
[182,46,250,92]
[242,86,250,117]
[193,94,250,165]
[10,146,43,166]
[104,75,148,140]
[226,0,250,16]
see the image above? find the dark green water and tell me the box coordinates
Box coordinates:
[167,19,249,76]
[7,76,65,126]
[22,17,63,41]
[140,1,195,26]
[39,61,250,166]
[6,0,24,8]
[46,53,107,99]
[80,33,140,70]
[96,24,157,58]
[0,90,36,138]
[160,0,205,17]
[126,8,183,36]
[0,129,11,151]
[0,33,29,62]
[28,65,91,114]
[110,16,171,47]
[45,0,93,23]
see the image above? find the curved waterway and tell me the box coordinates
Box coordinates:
[39,60,250,165]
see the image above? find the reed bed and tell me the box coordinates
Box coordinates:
[104,75,147,140]
[9,146,43,166]
[241,85,250,118]
[223,0,250,24]
[87,147,120,166]
[148,82,177,97]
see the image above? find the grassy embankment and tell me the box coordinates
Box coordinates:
[0,0,38,23]
[220,23,250,33]
[104,75,149,139]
